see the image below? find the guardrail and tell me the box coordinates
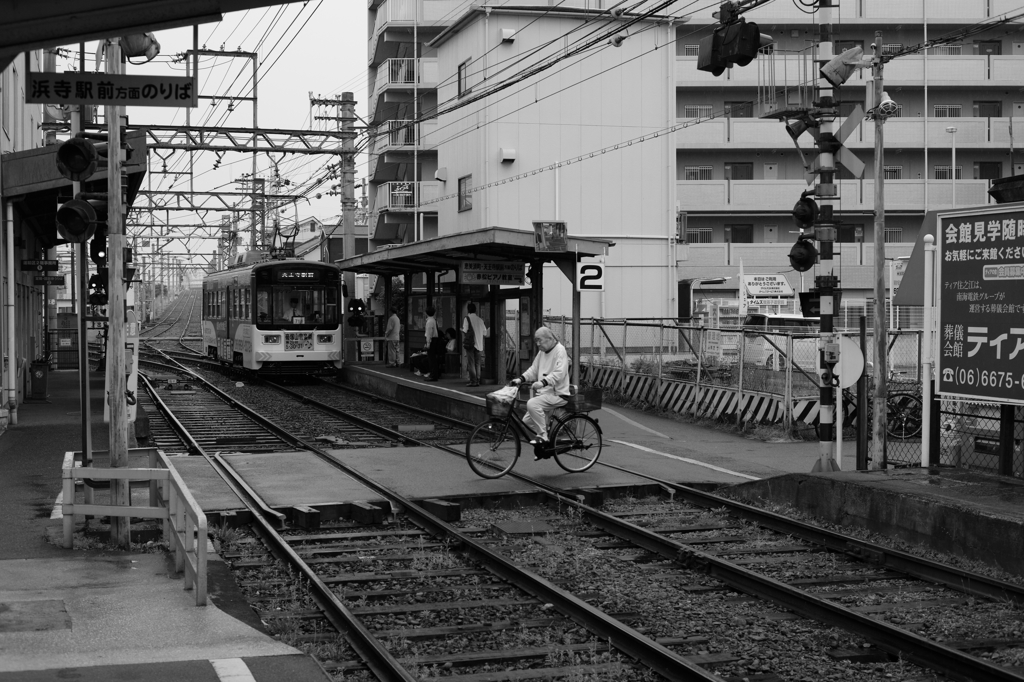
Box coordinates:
[62,448,208,606]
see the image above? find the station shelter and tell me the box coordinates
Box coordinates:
[333,226,614,384]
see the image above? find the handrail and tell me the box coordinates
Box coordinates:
[62,448,208,605]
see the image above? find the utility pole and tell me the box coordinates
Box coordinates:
[105,39,130,547]
[870,33,888,468]
[340,93,356,301]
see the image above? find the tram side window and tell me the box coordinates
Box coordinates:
[244,289,251,321]
[232,289,238,319]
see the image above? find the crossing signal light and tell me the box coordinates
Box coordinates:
[90,232,107,266]
[88,269,109,306]
[789,235,819,273]
[55,198,98,243]
[56,134,108,182]
[697,18,772,76]
[792,196,819,229]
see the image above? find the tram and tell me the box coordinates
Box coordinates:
[202,256,344,374]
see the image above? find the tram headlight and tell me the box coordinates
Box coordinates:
[316,334,334,344]
[262,334,282,345]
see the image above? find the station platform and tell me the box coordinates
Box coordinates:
[2,364,1024,679]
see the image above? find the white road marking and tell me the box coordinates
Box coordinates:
[600,406,669,438]
[211,658,257,682]
[609,440,760,480]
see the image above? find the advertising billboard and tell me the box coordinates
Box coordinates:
[936,206,1024,404]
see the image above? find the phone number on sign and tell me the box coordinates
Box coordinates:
[943,367,1022,390]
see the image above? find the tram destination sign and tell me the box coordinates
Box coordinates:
[936,206,1024,404]
[21,259,58,272]
[26,72,197,108]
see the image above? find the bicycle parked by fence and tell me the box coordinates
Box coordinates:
[844,369,924,440]
[465,384,604,478]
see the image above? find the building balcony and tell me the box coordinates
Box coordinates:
[685,0,1013,23]
[677,54,1024,88]
[677,179,992,213]
[370,180,440,241]
[367,119,438,182]
[370,58,439,124]
[369,0,463,65]
[676,116,1021,150]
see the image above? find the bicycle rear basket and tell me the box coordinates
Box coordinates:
[486,394,514,418]
[565,387,602,412]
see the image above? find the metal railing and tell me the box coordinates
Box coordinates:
[62,447,208,605]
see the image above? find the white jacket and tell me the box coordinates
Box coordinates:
[520,342,570,397]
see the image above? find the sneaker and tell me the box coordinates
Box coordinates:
[528,435,548,446]
[413,370,422,376]
[532,443,550,461]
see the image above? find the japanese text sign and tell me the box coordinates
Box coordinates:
[936,206,1024,404]
[460,262,525,285]
[27,72,197,108]
[742,274,794,297]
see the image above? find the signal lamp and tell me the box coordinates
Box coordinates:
[789,236,819,273]
[56,137,103,182]
[55,199,98,243]
[791,196,819,229]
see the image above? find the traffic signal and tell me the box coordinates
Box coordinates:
[56,135,107,182]
[789,235,819,273]
[88,269,109,306]
[90,231,107,266]
[697,18,772,76]
[792,196,819,229]
[346,298,366,328]
[55,198,99,243]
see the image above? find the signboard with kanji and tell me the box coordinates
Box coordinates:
[460,262,525,285]
[34,275,65,286]
[21,259,58,272]
[936,206,1024,404]
[742,274,794,297]
[533,221,567,252]
[26,72,197,108]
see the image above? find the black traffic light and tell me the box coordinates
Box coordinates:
[697,18,772,76]
[789,235,819,273]
[56,135,107,182]
[88,269,109,306]
[90,231,108,266]
[792,196,819,229]
[55,198,99,243]
[346,298,366,328]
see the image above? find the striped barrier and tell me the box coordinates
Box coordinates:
[581,363,825,427]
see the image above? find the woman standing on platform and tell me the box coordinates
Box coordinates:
[385,306,401,367]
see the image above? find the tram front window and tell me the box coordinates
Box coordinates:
[256,286,339,326]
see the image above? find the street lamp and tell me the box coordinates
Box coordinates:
[887,256,910,329]
[946,126,958,208]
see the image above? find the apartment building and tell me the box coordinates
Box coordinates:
[367,0,1019,323]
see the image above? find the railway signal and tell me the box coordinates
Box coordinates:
[696,3,773,77]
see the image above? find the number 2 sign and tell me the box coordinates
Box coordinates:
[576,262,604,291]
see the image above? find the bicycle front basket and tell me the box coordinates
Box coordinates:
[486,394,514,418]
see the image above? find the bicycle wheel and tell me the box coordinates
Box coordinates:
[551,414,603,473]
[466,418,520,478]
[886,393,923,440]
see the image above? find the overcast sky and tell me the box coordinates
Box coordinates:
[57,1,368,262]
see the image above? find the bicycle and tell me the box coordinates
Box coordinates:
[466,385,604,478]
[843,371,924,440]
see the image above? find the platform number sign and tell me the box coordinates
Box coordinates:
[576,262,605,291]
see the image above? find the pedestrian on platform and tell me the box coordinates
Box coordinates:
[423,327,457,382]
[461,302,489,386]
[385,306,401,367]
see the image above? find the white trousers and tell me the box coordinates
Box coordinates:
[523,393,567,439]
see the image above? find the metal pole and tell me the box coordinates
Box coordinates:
[870,37,888,470]
[857,315,868,469]
[921,234,935,468]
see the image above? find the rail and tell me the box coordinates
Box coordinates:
[61,447,208,606]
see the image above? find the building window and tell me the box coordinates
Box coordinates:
[683,104,713,119]
[934,104,962,117]
[683,44,699,56]
[684,166,713,180]
[725,162,753,180]
[883,166,903,180]
[929,44,962,55]
[725,101,753,118]
[884,227,903,243]
[975,101,1002,117]
[837,224,863,243]
[726,224,753,243]
[686,227,713,243]
[458,175,472,212]
[935,166,963,180]
[457,60,469,97]
[975,161,1002,180]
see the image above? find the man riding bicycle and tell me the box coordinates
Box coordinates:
[509,327,570,455]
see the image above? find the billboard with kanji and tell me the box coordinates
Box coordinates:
[936,205,1024,404]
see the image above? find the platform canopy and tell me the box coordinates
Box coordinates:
[333,226,614,276]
